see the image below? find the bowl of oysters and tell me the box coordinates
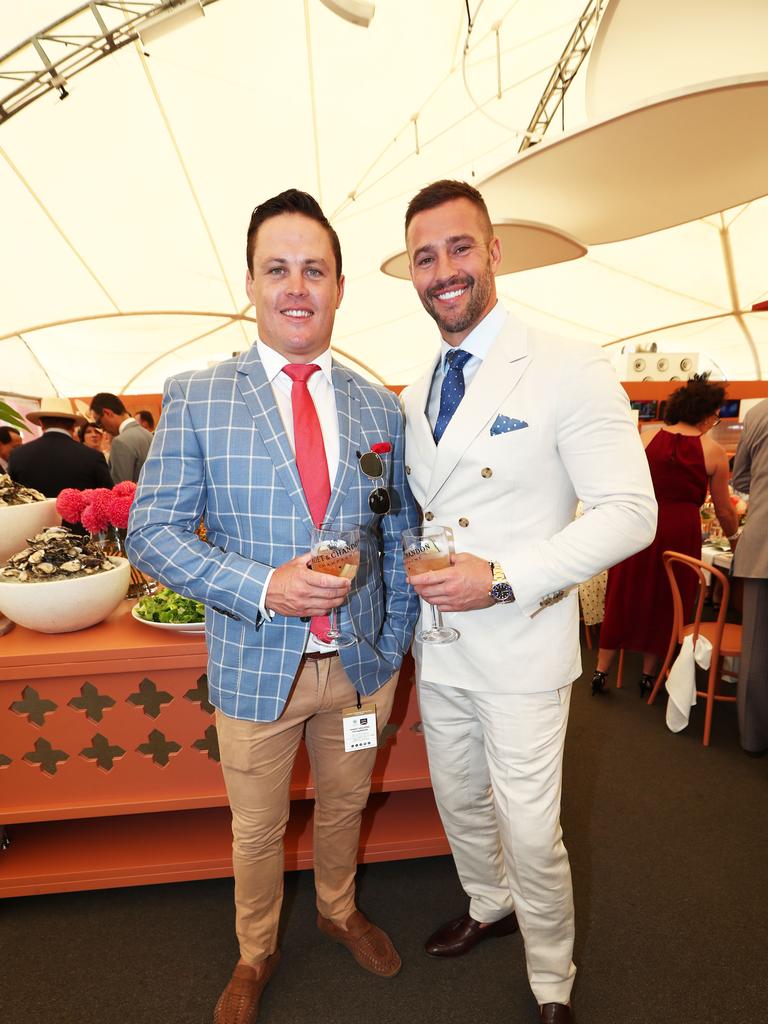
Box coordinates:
[0,475,60,564]
[0,526,130,633]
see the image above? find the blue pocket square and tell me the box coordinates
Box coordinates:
[490,414,528,436]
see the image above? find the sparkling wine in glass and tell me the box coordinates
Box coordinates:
[310,526,360,648]
[401,525,460,645]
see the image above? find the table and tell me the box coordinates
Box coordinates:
[0,603,447,897]
[701,542,734,579]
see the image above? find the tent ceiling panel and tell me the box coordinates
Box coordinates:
[2,46,240,318]
[496,255,721,342]
[1,0,765,394]
[0,154,117,326]
[17,313,243,397]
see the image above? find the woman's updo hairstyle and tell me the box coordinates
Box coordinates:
[663,373,725,427]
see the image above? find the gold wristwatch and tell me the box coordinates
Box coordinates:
[489,561,515,604]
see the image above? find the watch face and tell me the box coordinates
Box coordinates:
[491,582,515,603]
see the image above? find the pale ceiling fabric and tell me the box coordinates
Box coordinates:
[0,0,766,398]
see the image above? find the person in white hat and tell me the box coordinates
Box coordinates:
[8,397,113,520]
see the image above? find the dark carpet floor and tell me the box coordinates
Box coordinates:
[3,646,768,1024]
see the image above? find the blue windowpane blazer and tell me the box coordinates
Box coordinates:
[126,346,419,722]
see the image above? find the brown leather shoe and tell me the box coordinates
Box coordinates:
[425,911,519,957]
[540,1003,574,1023]
[317,909,401,977]
[213,951,280,1024]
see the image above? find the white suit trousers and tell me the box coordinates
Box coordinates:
[418,679,576,1006]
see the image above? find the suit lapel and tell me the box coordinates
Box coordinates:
[323,362,362,527]
[408,354,439,446]
[426,317,531,503]
[235,347,313,527]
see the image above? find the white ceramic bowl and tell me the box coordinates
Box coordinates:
[0,498,60,563]
[0,556,131,633]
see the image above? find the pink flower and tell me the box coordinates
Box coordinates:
[81,488,113,534]
[371,442,392,455]
[112,481,137,498]
[56,488,87,523]
[109,493,134,530]
[82,502,110,534]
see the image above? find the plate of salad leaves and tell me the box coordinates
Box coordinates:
[132,589,206,631]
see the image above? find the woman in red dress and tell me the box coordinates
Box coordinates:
[593,375,738,696]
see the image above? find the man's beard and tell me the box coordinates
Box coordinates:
[422,263,493,337]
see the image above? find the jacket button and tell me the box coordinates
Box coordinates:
[458,517,469,528]
[405,465,411,475]
[481,467,492,478]
[424,511,434,521]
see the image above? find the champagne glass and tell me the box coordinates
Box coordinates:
[401,525,460,644]
[310,526,360,648]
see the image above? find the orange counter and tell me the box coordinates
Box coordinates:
[0,603,447,897]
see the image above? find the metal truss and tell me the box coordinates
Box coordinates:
[518,0,608,152]
[0,1,220,125]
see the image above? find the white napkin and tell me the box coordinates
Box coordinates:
[665,634,713,732]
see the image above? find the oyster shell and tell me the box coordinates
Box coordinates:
[0,526,115,582]
[0,473,47,507]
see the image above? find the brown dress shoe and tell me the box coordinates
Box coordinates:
[317,909,401,977]
[213,951,280,1024]
[425,911,519,957]
[540,1003,574,1023]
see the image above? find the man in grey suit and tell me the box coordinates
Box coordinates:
[731,398,768,754]
[89,392,153,484]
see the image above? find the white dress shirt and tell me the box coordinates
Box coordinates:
[256,339,340,650]
[427,301,507,429]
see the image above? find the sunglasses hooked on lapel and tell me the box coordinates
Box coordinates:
[357,446,391,515]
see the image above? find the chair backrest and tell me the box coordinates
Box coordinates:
[662,550,730,646]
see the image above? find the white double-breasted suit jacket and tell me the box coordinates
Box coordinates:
[401,312,657,692]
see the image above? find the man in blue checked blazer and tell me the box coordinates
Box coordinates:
[127,190,419,1022]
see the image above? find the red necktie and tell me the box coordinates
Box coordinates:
[282,363,332,642]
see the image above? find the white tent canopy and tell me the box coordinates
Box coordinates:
[1,0,766,400]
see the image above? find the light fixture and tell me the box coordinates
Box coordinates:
[138,1,205,46]
[318,0,375,28]
[479,75,768,247]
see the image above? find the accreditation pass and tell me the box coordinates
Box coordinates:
[342,704,378,752]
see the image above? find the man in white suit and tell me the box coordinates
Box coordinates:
[127,190,419,1024]
[400,180,657,1024]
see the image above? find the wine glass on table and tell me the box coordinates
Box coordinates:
[310,526,360,648]
[401,525,460,645]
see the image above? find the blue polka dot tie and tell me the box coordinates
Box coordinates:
[433,348,472,443]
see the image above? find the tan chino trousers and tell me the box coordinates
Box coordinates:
[216,655,398,964]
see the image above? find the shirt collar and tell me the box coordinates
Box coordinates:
[256,338,334,384]
[43,427,74,438]
[439,301,506,372]
[118,417,137,435]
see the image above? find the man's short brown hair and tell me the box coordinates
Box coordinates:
[404,179,493,237]
[246,189,342,281]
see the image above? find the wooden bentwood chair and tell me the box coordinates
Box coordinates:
[647,551,742,746]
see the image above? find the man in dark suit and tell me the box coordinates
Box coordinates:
[9,398,113,530]
[9,398,113,507]
[89,392,153,484]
